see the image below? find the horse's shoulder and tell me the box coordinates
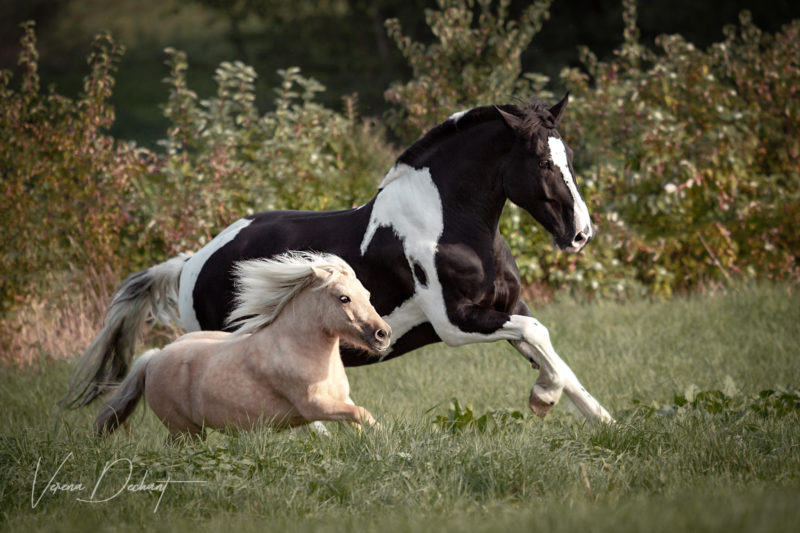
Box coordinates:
[491,231,521,276]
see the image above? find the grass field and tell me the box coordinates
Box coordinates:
[1,284,799,532]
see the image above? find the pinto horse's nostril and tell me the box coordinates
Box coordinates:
[571,227,592,249]
[375,329,388,341]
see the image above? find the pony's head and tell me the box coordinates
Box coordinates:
[227,252,391,353]
[496,94,593,252]
[309,257,391,354]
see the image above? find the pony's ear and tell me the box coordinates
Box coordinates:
[495,106,524,134]
[311,265,335,280]
[548,92,569,125]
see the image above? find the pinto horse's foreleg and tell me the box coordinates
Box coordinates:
[434,301,613,422]
[511,338,611,421]
[505,310,613,423]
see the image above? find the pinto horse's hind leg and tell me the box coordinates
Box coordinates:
[510,303,613,423]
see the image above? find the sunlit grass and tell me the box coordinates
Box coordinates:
[1,284,798,532]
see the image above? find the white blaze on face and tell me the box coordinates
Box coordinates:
[547,136,592,241]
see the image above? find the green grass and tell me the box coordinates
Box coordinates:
[2,284,799,532]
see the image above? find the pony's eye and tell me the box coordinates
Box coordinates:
[538,160,553,170]
[339,295,351,304]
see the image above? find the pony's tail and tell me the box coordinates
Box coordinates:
[94,349,156,437]
[60,254,188,409]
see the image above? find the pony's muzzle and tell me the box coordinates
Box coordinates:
[370,324,392,352]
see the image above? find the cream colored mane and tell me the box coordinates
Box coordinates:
[226,251,354,336]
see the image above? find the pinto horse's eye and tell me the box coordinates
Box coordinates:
[538,160,553,170]
[339,295,351,304]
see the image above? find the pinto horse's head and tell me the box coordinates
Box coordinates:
[496,94,593,252]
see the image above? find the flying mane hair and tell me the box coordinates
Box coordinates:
[225,251,354,336]
[395,99,558,167]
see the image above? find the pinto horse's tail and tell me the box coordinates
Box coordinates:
[60,254,187,409]
[94,349,157,436]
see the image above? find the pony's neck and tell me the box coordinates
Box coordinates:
[254,290,339,358]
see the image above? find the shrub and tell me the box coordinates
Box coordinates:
[561,2,800,295]
[0,23,393,364]
[145,52,393,257]
[384,0,552,143]
[1,26,393,313]
[0,22,156,312]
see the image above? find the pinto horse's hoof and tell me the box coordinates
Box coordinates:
[529,384,563,417]
[529,394,555,417]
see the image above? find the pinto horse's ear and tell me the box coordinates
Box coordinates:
[495,106,524,134]
[548,92,570,125]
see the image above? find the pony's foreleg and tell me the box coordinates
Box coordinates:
[297,397,378,428]
[345,396,382,431]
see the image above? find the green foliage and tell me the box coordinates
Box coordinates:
[633,385,800,419]
[0,24,391,313]
[434,398,526,434]
[384,0,552,142]
[0,22,155,310]
[150,51,391,254]
[559,1,800,296]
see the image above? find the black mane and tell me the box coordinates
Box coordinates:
[396,100,557,166]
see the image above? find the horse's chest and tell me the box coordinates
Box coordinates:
[360,166,501,344]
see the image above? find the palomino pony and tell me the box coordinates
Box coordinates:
[66,95,613,423]
[95,252,390,438]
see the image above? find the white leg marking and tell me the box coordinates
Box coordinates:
[178,218,254,331]
[510,316,613,422]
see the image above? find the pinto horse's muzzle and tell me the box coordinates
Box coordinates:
[555,222,594,253]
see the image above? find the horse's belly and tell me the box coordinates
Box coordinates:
[205,397,302,430]
[195,367,295,429]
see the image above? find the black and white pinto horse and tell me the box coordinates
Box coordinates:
[62,95,613,423]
